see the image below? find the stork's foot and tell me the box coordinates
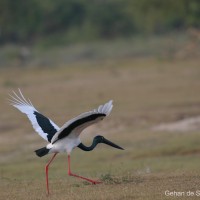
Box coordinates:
[68,171,102,185]
[92,180,102,185]
[83,179,102,185]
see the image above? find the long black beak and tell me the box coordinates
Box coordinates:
[102,138,124,150]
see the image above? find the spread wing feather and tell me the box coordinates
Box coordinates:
[51,100,113,144]
[9,89,59,142]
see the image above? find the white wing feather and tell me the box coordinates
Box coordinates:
[9,89,59,142]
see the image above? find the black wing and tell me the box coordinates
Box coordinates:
[51,100,113,144]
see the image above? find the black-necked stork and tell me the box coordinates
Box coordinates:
[9,89,124,195]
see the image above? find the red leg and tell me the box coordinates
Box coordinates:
[67,155,101,184]
[45,153,57,195]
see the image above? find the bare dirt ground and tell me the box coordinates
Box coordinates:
[153,116,200,132]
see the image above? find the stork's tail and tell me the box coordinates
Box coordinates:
[35,147,50,157]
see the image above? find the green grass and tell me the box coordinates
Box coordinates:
[0,32,199,68]
[0,57,200,199]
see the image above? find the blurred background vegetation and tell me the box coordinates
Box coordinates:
[1,0,200,43]
[0,0,199,67]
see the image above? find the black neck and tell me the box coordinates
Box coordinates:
[77,140,99,151]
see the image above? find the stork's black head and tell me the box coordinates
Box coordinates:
[94,135,124,150]
[77,135,124,151]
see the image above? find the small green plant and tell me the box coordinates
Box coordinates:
[72,183,81,187]
[100,173,114,182]
[100,173,143,185]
